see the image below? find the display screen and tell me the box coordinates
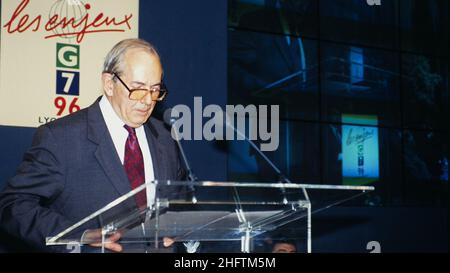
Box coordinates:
[341,114,379,185]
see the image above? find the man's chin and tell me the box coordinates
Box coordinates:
[130,116,151,127]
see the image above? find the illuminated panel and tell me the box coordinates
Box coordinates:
[342,114,379,185]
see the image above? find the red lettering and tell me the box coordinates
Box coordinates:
[97,15,133,30]
[45,29,126,43]
[44,14,59,31]
[3,0,134,43]
[45,13,133,43]
[60,17,78,30]
[17,15,30,31]
[3,0,41,33]
[123,14,133,30]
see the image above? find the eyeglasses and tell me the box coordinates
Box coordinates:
[112,72,168,101]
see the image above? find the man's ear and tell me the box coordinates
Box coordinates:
[102,73,114,97]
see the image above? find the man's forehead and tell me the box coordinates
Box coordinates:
[122,51,162,74]
[124,48,160,62]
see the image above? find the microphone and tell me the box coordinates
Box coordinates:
[163,108,197,203]
[224,115,291,204]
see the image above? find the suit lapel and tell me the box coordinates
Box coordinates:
[144,119,165,180]
[144,118,176,200]
[94,140,132,196]
[87,99,132,197]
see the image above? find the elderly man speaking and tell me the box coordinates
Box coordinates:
[0,39,186,252]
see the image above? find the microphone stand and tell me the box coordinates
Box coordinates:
[164,109,197,204]
[225,119,292,204]
[172,128,198,204]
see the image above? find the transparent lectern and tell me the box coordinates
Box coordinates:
[46,180,373,253]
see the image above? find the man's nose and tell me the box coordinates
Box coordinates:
[141,91,153,105]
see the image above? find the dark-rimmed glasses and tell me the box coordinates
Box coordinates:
[111,72,168,101]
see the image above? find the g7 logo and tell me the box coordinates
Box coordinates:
[57,43,80,69]
[55,42,81,116]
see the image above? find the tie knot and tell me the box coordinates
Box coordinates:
[124,125,136,136]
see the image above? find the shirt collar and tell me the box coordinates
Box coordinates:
[99,95,144,135]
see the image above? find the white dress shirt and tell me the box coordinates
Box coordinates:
[99,96,155,208]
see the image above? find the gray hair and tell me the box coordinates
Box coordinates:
[102,38,161,75]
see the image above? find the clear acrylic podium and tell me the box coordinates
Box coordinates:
[45,180,374,253]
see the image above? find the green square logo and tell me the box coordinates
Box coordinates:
[56,43,80,69]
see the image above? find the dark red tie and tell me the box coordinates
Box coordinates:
[124,125,147,209]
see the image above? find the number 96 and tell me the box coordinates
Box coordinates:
[54,96,81,116]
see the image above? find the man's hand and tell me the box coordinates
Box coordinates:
[89,231,123,252]
[163,237,175,247]
[82,229,123,252]
[82,229,175,252]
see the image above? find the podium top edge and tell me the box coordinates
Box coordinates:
[146,180,375,191]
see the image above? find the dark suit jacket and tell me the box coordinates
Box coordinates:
[0,98,185,252]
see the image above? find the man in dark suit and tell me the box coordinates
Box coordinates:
[0,39,185,252]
